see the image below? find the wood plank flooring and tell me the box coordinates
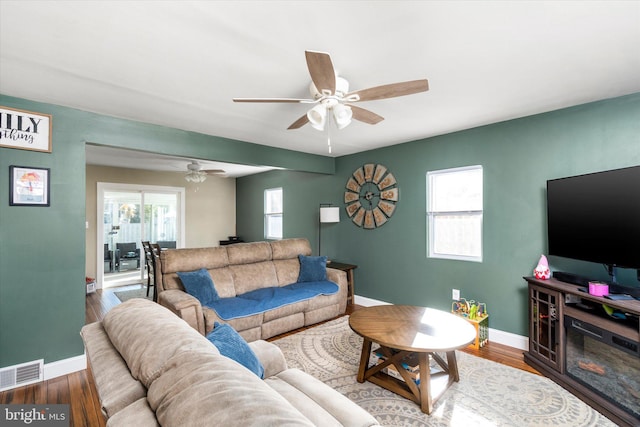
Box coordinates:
[1,285,538,426]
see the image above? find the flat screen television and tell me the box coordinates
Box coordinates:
[546,165,640,271]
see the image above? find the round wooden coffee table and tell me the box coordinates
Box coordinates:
[349,305,477,414]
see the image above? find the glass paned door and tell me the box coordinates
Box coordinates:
[103,191,144,287]
[143,192,178,247]
[101,188,180,288]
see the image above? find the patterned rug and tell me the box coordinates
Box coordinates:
[114,287,152,303]
[272,317,615,427]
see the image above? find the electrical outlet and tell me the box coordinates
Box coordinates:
[452,289,460,300]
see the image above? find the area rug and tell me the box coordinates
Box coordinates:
[272,317,615,427]
[114,287,152,303]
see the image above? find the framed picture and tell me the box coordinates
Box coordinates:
[9,166,50,206]
[0,106,52,153]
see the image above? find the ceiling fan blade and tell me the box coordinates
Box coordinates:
[203,169,225,174]
[348,105,384,125]
[305,50,336,94]
[348,79,429,102]
[233,98,314,103]
[287,114,310,130]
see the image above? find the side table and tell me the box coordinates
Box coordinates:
[327,261,357,305]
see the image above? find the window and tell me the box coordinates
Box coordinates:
[264,187,283,239]
[427,165,483,262]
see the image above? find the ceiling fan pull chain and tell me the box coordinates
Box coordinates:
[327,124,332,154]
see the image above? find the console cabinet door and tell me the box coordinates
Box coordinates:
[528,283,563,373]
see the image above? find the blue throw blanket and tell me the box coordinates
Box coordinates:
[205,281,339,320]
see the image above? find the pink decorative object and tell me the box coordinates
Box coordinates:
[588,281,609,297]
[533,255,551,280]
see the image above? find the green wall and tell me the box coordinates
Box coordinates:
[2,92,637,367]
[237,93,640,337]
[0,94,334,367]
[0,99,86,367]
[236,169,341,255]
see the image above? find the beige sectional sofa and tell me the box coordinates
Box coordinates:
[81,298,379,426]
[155,238,348,340]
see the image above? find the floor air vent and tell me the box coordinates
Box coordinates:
[0,359,44,391]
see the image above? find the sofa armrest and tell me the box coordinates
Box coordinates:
[248,340,288,378]
[326,268,348,313]
[158,290,206,335]
[326,267,347,288]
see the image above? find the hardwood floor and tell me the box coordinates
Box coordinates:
[1,286,538,426]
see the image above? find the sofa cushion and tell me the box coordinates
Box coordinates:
[202,307,264,337]
[266,368,379,427]
[80,322,147,418]
[102,299,219,388]
[147,351,315,427]
[206,282,339,321]
[270,238,311,260]
[208,267,236,298]
[297,255,328,282]
[104,397,159,427]
[161,247,228,273]
[230,261,279,295]
[206,322,264,378]
[177,268,219,305]
[227,241,272,264]
[272,258,301,286]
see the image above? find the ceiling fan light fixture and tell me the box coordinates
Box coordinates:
[332,104,352,129]
[307,104,327,131]
[185,170,207,183]
[185,162,207,183]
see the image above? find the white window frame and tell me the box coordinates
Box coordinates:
[427,165,483,262]
[264,187,283,240]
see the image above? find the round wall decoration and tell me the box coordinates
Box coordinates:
[344,163,399,229]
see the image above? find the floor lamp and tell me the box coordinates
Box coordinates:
[319,204,340,257]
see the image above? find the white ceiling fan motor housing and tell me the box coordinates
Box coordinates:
[187,161,202,172]
[309,76,350,100]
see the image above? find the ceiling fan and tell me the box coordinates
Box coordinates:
[233,50,429,137]
[185,161,225,183]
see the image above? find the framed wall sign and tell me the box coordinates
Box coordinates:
[0,106,52,153]
[10,166,50,207]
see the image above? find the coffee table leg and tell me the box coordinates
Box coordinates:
[357,337,372,383]
[446,351,460,382]
[419,352,433,414]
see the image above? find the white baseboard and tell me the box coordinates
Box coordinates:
[44,354,86,381]
[488,327,528,351]
[354,295,392,307]
[353,295,528,351]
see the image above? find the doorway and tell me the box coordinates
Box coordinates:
[97,183,185,289]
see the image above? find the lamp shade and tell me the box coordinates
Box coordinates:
[320,206,340,223]
[332,104,352,129]
[307,104,327,131]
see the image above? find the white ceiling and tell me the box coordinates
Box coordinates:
[1,1,639,174]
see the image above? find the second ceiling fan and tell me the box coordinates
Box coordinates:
[233,50,429,132]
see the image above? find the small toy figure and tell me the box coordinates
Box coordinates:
[534,254,551,280]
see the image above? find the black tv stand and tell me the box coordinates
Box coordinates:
[552,271,640,299]
[552,271,590,287]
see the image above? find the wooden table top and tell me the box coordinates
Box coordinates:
[349,305,477,352]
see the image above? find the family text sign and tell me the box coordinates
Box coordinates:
[0,106,52,153]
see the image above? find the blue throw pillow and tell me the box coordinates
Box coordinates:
[206,322,264,378]
[177,268,219,306]
[297,255,328,282]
